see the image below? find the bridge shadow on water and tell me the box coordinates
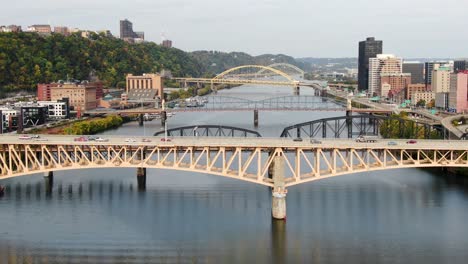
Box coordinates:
[2,168,468,263]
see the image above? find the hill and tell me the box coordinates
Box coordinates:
[0,32,203,91]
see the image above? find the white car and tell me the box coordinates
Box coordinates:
[125,138,137,143]
[95,137,109,142]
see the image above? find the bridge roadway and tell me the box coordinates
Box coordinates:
[2,135,465,149]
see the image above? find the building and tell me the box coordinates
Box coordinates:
[454,60,468,73]
[37,100,70,119]
[412,92,435,106]
[0,107,18,132]
[406,84,426,100]
[126,74,164,102]
[37,83,58,101]
[431,66,451,93]
[435,93,449,110]
[20,105,48,128]
[368,54,402,97]
[425,61,451,88]
[403,62,424,84]
[50,81,98,111]
[358,37,383,91]
[54,26,69,36]
[27,24,52,34]
[381,73,411,100]
[120,19,143,42]
[162,40,172,48]
[448,71,468,113]
[0,25,21,32]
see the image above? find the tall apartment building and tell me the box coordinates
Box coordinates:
[424,61,452,88]
[431,66,451,93]
[454,60,468,73]
[368,54,402,97]
[162,40,173,48]
[120,19,143,41]
[358,37,383,91]
[403,62,424,84]
[449,71,468,113]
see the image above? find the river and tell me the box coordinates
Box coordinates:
[1,85,468,263]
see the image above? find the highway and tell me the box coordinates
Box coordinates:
[2,135,467,150]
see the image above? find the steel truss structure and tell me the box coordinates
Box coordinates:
[166,95,345,112]
[281,114,444,139]
[153,125,261,137]
[0,140,467,187]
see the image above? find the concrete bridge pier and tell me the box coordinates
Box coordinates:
[254,109,259,127]
[161,111,167,127]
[137,167,146,190]
[138,114,144,126]
[44,171,54,194]
[271,156,287,220]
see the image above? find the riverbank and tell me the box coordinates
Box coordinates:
[27,115,131,135]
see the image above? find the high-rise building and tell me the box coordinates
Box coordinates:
[120,19,135,39]
[358,37,383,91]
[431,66,451,93]
[449,71,468,113]
[54,26,69,36]
[403,62,424,84]
[406,84,426,100]
[162,40,172,48]
[454,60,468,73]
[368,54,402,97]
[424,61,451,88]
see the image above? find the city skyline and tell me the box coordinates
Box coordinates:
[2,0,468,58]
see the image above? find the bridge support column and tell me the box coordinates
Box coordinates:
[137,167,146,190]
[346,110,352,138]
[271,156,287,220]
[138,114,144,126]
[254,109,259,127]
[293,85,300,96]
[161,111,167,127]
[44,171,53,194]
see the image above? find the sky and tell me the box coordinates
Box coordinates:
[3,0,468,58]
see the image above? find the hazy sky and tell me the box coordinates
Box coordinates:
[3,0,468,58]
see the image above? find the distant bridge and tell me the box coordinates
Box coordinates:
[280,114,445,139]
[154,125,261,137]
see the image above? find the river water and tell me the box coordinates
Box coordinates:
[1,86,468,263]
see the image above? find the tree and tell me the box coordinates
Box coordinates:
[427,99,435,108]
[416,100,426,107]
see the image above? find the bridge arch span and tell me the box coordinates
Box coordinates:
[154,125,261,137]
[259,63,305,77]
[214,65,297,83]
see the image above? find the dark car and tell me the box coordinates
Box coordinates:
[406,140,417,144]
[293,137,303,142]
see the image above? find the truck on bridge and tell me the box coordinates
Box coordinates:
[355,135,379,143]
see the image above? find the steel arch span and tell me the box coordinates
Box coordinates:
[0,139,467,188]
[259,63,305,77]
[213,65,297,84]
[154,125,261,137]
[280,114,444,139]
